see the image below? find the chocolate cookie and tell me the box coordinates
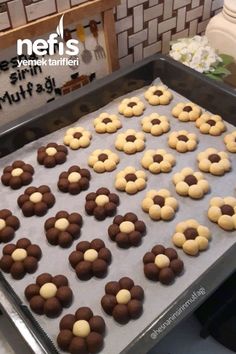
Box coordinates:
[45,211,83,248]
[85,188,119,221]
[18,185,55,217]
[69,239,112,280]
[25,273,73,318]
[101,277,144,324]
[0,238,42,279]
[0,209,20,243]
[143,245,184,285]
[58,166,91,195]
[57,307,105,354]
[108,212,146,248]
[37,143,68,168]
[1,160,34,190]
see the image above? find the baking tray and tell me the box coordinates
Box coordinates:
[0,54,236,354]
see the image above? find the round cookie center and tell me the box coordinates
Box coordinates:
[153,154,163,163]
[29,192,43,203]
[125,173,137,182]
[184,227,198,240]
[11,168,23,177]
[127,102,137,108]
[73,320,91,338]
[55,218,69,231]
[39,283,57,299]
[126,135,136,142]
[208,154,221,163]
[220,204,234,216]
[84,249,98,262]
[0,219,6,231]
[11,248,27,261]
[178,135,188,142]
[46,147,57,156]
[183,105,192,112]
[155,254,170,269]
[102,118,112,124]
[119,221,135,233]
[98,153,108,162]
[153,195,165,207]
[151,118,161,125]
[207,119,216,126]
[95,194,109,206]
[116,289,131,304]
[184,175,198,186]
[73,132,82,139]
[68,172,81,183]
[153,90,163,97]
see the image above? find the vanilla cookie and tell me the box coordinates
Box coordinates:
[93,113,122,134]
[88,149,120,173]
[197,148,231,176]
[115,167,147,195]
[118,97,145,117]
[172,167,209,199]
[142,189,178,221]
[224,131,236,153]
[141,149,175,174]
[64,127,92,150]
[141,113,170,136]
[115,129,145,154]
[172,102,202,122]
[208,196,236,231]
[168,130,198,153]
[172,219,211,256]
[196,113,226,136]
[144,85,173,105]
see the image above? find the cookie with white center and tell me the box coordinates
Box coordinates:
[208,196,236,231]
[115,166,147,194]
[85,188,119,221]
[58,166,91,195]
[197,148,231,176]
[142,189,178,221]
[37,143,68,168]
[196,113,226,136]
[143,244,184,284]
[1,160,34,190]
[108,212,146,248]
[144,85,173,106]
[0,209,20,243]
[172,102,202,122]
[118,97,145,117]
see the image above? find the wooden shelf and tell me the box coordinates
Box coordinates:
[0,0,120,71]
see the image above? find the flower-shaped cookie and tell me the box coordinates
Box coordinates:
[115,129,145,154]
[0,238,42,279]
[17,185,55,217]
[63,127,92,149]
[101,277,144,324]
[143,245,184,284]
[172,168,209,199]
[0,209,20,243]
[224,131,236,153]
[141,149,175,174]
[88,149,120,173]
[57,307,105,354]
[172,219,211,256]
[115,167,147,195]
[108,212,146,248]
[85,188,120,221]
[142,189,178,221]
[37,143,68,168]
[1,160,34,190]
[168,130,198,152]
[144,85,173,106]
[25,273,73,318]
[172,102,202,121]
[58,166,91,195]
[196,113,226,136]
[208,196,236,231]
[45,211,83,248]
[93,113,122,133]
[141,113,170,136]
[197,148,231,176]
[69,239,112,280]
[118,97,145,117]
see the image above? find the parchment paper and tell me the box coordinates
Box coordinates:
[0,78,236,354]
